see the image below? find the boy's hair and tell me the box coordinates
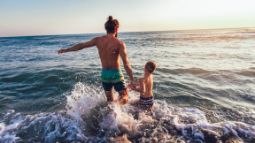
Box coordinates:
[105,16,119,34]
[145,61,156,73]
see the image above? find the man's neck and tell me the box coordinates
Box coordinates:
[106,33,116,37]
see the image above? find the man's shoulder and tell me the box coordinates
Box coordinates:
[118,39,125,45]
[93,36,104,41]
[91,36,106,45]
[117,39,126,49]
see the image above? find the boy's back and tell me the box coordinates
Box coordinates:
[139,75,153,98]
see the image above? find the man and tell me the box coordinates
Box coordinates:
[58,16,134,104]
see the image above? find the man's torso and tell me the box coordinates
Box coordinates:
[95,35,122,69]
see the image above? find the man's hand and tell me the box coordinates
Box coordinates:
[128,83,135,90]
[58,48,67,54]
[128,80,139,91]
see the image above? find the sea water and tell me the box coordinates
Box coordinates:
[0,28,255,142]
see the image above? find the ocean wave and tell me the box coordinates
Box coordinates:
[127,34,255,43]
[237,69,255,77]
[0,111,86,143]
[157,67,210,75]
[157,67,255,78]
[2,83,254,143]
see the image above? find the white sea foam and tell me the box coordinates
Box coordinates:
[0,112,87,143]
[65,82,105,120]
[1,82,255,142]
[65,82,255,142]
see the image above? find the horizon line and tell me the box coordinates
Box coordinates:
[0,26,254,38]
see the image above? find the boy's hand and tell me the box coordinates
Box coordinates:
[127,83,135,90]
[128,81,139,91]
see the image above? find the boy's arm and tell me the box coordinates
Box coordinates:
[119,41,134,82]
[58,37,98,54]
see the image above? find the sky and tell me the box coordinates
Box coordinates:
[0,0,255,37]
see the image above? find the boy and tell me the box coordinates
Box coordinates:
[129,61,156,110]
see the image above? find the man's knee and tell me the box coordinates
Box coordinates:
[119,88,128,96]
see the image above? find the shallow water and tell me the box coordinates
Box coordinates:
[0,28,255,142]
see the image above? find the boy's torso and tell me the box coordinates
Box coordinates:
[140,76,153,98]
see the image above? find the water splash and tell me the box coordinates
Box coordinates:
[1,82,255,143]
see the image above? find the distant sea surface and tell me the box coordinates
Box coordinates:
[0,28,255,142]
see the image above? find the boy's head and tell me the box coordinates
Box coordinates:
[145,61,156,74]
[105,16,119,37]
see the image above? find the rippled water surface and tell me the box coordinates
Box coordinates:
[0,28,255,142]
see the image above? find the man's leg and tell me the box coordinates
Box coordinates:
[105,90,114,102]
[118,88,128,104]
[102,82,114,102]
[114,81,128,104]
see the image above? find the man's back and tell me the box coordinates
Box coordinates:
[96,35,122,69]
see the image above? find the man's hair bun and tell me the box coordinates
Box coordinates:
[108,16,113,21]
[105,15,119,34]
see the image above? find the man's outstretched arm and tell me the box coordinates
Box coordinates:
[119,42,134,82]
[58,37,98,54]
